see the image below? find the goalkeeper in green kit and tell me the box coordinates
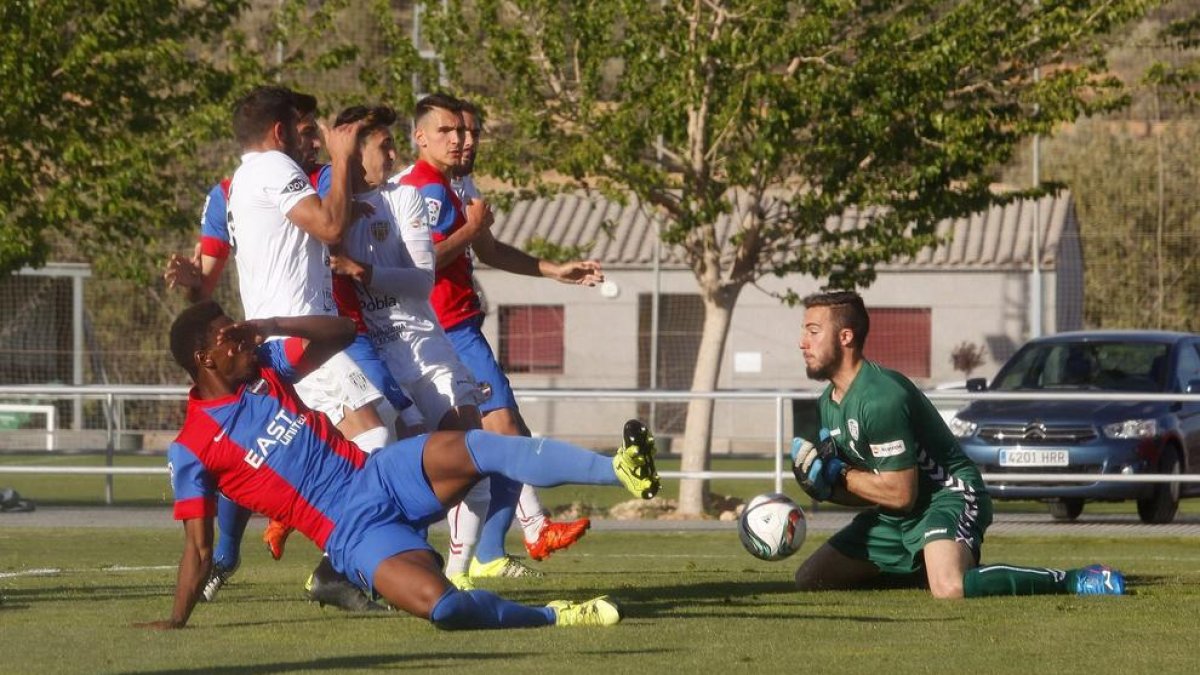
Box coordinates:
[790,291,1124,598]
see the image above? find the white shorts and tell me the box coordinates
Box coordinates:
[291,349,382,426]
[376,331,482,426]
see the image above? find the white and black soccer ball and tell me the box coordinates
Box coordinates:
[737,492,806,561]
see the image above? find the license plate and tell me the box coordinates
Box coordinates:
[998,448,1070,467]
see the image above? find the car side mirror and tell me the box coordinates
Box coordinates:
[1187,379,1200,394]
[966,378,988,392]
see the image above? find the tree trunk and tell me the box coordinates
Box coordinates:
[677,284,741,515]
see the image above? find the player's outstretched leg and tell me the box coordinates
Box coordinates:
[372,549,621,629]
[962,563,1126,597]
[446,419,660,500]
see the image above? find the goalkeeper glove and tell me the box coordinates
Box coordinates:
[791,429,847,501]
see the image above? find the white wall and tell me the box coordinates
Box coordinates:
[471,265,1058,448]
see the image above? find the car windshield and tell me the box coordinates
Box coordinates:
[992,341,1169,392]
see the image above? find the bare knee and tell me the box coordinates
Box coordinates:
[928,577,965,600]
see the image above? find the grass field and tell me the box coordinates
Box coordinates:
[2,526,1198,674]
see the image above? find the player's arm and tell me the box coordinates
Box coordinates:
[286,121,363,245]
[328,254,434,300]
[137,516,214,629]
[218,315,356,379]
[432,197,492,270]
[473,229,604,286]
[166,186,232,302]
[835,466,917,511]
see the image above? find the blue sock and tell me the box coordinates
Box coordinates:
[474,475,521,563]
[213,495,250,569]
[429,587,554,630]
[463,431,618,488]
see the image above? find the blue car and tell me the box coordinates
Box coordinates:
[949,331,1200,523]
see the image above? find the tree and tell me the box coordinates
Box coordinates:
[427,0,1157,515]
[0,0,257,278]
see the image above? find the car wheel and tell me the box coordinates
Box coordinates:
[1137,446,1181,524]
[1048,498,1084,521]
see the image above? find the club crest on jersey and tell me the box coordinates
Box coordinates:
[424,197,442,226]
[408,216,425,230]
[370,220,389,242]
[283,177,307,194]
[848,419,860,441]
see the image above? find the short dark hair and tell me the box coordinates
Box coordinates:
[413,92,462,127]
[333,104,398,144]
[170,300,226,378]
[803,291,870,349]
[293,91,318,118]
[458,99,483,127]
[232,85,300,146]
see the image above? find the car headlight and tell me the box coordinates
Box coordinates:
[1102,418,1158,439]
[948,417,978,438]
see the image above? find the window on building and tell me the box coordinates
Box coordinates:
[499,305,565,374]
[864,307,931,379]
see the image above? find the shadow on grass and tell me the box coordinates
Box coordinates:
[609,577,955,623]
[120,649,675,675]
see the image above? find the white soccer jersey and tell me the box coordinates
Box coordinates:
[342,181,482,419]
[227,150,334,320]
[342,182,439,340]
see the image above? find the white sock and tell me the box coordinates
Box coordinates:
[444,479,490,576]
[517,484,548,544]
[351,425,389,454]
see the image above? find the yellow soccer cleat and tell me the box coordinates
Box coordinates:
[613,419,660,499]
[448,572,476,591]
[548,595,623,627]
[468,555,545,579]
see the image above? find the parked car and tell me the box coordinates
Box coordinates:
[948,331,1200,523]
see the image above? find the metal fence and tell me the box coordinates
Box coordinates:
[3,385,1200,505]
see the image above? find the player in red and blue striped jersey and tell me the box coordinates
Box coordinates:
[137,301,660,630]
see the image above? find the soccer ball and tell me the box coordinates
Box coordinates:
[737,492,806,561]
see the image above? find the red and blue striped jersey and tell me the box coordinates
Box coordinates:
[167,339,367,549]
[396,160,482,331]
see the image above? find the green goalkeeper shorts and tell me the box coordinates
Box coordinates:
[827,489,994,576]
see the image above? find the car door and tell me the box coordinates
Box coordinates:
[1170,340,1200,485]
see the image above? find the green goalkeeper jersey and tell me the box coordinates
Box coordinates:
[817,360,986,514]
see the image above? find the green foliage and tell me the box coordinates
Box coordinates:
[1037,118,1200,331]
[522,236,595,263]
[428,0,1157,293]
[0,0,250,280]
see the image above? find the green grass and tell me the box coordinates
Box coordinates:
[2,452,1197,518]
[1,527,1198,674]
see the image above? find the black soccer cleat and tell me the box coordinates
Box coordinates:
[614,419,661,500]
[305,557,387,612]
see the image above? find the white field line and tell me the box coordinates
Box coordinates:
[0,564,174,579]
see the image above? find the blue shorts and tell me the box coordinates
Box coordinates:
[344,333,412,412]
[325,436,445,592]
[445,315,518,414]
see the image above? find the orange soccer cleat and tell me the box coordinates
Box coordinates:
[524,517,591,561]
[262,519,294,561]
